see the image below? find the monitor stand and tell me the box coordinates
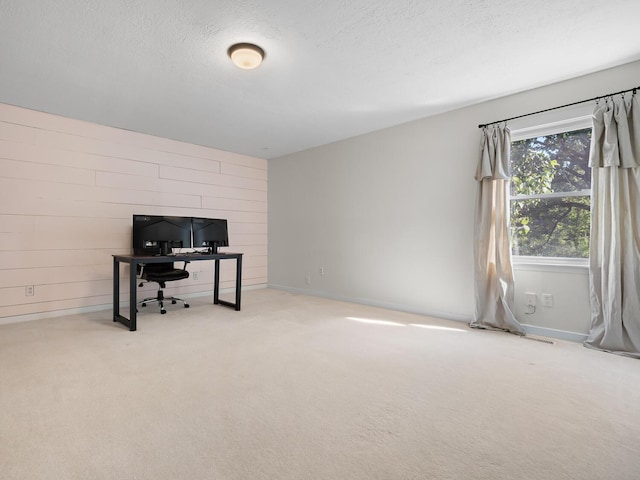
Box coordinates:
[159,241,171,256]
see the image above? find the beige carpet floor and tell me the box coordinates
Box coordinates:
[1,288,639,479]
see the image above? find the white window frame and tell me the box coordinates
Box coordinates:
[509,114,593,270]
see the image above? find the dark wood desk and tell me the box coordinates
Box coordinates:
[113,252,243,331]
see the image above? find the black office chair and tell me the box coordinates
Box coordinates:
[137,262,190,314]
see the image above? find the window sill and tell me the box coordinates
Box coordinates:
[512,256,588,274]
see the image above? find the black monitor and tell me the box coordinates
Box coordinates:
[132,215,192,255]
[192,217,229,253]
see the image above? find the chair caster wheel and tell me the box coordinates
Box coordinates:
[171,300,177,305]
[161,309,167,315]
[141,303,147,307]
[184,303,190,308]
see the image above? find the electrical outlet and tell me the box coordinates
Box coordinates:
[319,267,325,276]
[192,272,199,281]
[542,293,554,307]
[25,285,35,296]
[525,292,537,306]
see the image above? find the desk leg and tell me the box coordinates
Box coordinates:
[113,259,135,331]
[113,258,120,321]
[214,256,242,311]
[235,255,242,310]
[129,261,137,331]
[213,259,220,304]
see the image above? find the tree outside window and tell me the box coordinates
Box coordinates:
[510,128,592,258]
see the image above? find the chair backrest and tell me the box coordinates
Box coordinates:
[143,262,177,273]
[140,262,189,289]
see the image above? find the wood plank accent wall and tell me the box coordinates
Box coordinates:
[0,103,267,319]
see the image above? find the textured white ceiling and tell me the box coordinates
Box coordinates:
[1,0,639,159]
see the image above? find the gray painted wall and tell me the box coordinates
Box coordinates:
[268,60,640,339]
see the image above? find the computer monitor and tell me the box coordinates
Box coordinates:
[192,217,229,253]
[132,215,192,255]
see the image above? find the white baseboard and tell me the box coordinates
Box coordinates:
[0,284,267,326]
[521,323,588,343]
[3,284,588,344]
[268,284,589,343]
[268,284,473,323]
[0,303,112,326]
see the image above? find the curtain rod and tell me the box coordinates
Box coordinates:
[478,85,640,129]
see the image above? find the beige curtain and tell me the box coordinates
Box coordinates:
[585,94,640,358]
[471,125,526,335]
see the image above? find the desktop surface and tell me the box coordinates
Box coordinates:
[119,251,242,261]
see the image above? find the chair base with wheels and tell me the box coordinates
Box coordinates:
[137,262,190,314]
[138,287,190,315]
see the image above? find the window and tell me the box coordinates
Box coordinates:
[510,121,592,260]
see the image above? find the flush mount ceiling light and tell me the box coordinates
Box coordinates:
[227,43,265,70]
